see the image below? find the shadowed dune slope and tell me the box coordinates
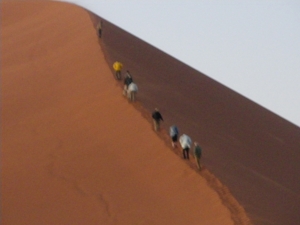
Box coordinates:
[88,13,300,225]
[0,1,250,225]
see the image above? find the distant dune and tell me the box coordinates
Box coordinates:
[88,8,300,225]
[0,1,255,225]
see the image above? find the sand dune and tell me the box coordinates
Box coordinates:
[88,7,300,225]
[0,1,249,224]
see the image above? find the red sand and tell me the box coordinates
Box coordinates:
[89,6,300,225]
[0,1,249,224]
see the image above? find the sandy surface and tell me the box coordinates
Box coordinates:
[1,1,243,224]
[89,7,300,225]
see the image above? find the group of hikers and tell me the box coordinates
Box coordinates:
[112,61,203,170]
[97,21,202,170]
[113,61,138,102]
[152,109,202,170]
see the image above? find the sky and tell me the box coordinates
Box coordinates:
[60,0,300,127]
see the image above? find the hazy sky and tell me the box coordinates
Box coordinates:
[61,0,300,127]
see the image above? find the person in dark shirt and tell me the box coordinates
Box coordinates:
[193,142,202,170]
[123,70,133,92]
[96,20,102,38]
[152,108,164,131]
[124,71,133,85]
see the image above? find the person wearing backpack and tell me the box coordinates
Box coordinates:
[169,125,179,148]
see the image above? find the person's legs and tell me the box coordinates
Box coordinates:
[182,149,186,159]
[194,156,201,169]
[171,140,175,148]
[116,70,121,80]
[131,91,136,102]
[172,135,178,148]
[153,120,157,131]
[186,148,190,159]
[127,90,131,100]
[129,91,133,101]
[183,147,189,159]
[153,120,159,131]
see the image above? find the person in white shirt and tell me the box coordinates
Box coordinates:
[127,82,138,102]
[179,134,192,159]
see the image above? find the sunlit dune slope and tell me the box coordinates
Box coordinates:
[0,1,243,224]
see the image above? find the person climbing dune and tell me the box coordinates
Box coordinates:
[193,142,202,170]
[127,82,138,102]
[113,61,123,80]
[123,70,133,95]
[169,125,179,148]
[96,20,102,38]
[179,134,192,159]
[152,108,164,131]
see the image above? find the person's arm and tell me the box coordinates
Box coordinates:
[152,112,156,119]
[160,114,164,121]
[193,146,196,154]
